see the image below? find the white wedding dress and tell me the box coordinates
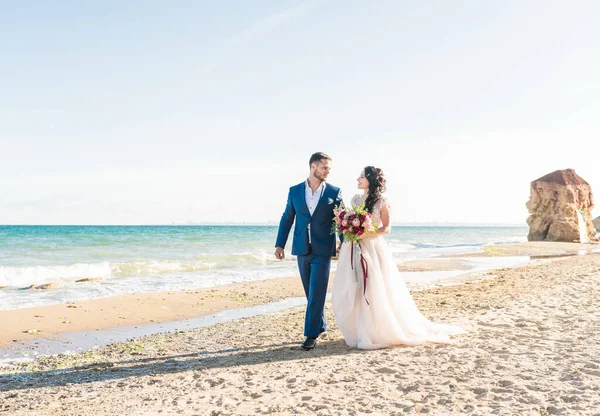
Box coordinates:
[332,194,466,349]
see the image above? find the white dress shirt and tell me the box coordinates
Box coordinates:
[305,180,326,244]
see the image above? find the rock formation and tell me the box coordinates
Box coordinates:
[526,169,596,242]
[19,282,60,290]
[593,216,600,231]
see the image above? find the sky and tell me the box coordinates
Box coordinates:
[1,0,599,225]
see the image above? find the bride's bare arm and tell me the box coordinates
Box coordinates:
[374,204,391,236]
[362,202,391,239]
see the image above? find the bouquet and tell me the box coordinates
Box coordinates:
[332,202,377,243]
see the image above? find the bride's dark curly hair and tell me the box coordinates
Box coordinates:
[363,166,386,213]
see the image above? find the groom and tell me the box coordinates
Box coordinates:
[275,152,343,351]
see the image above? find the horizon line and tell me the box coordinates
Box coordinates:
[0,222,529,227]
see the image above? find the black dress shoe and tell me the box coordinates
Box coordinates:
[301,336,317,351]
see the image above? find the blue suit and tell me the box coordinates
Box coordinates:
[275,181,343,338]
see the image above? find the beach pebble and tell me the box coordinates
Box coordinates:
[375,367,397,374]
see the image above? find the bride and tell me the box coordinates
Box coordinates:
[332,166,466,349]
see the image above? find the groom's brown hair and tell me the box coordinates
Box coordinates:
[309,152,331,166]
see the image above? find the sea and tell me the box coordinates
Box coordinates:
[0,225,528,311]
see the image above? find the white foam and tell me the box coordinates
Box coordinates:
[387,243,417,253]
[0,261,306,311]
[0,254,285,288]
[401,256,530,286]
[0,262,112,287]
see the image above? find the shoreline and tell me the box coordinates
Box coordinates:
[0,274,307,348]
[1,241,596,350]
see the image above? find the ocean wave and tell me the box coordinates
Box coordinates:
[492,236,528,244]
[411,238,526,250]
[387,243,417,253]
[411,242,483,249]
[0,252,281,287]
[0,262,112,287]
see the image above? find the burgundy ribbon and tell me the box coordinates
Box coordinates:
[350,242,370,305]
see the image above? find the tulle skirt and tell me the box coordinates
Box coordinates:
[332,237,466,350]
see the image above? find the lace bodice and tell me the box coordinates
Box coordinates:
[351,194,390,227]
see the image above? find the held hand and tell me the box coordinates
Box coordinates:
[274,247,285,260]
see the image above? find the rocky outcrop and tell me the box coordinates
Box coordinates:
[19,282,60,290]
[75,277,103,283]
[526,169,597,242]
[594,216,600,231]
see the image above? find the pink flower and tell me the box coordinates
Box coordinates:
[341,220,348,227]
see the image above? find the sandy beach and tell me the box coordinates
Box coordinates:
[0,275,312,348]
[1,242,600,415]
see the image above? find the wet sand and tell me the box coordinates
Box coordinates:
[0,276,309,348]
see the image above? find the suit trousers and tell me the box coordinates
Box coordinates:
[297,250,331,338]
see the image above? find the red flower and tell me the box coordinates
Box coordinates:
[349,215,355,221]
[357,229,364,235]
[352,226,360,234]
[359,214,366,222]
[339,212,346,220]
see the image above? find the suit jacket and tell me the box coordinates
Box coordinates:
[275,181,343,256]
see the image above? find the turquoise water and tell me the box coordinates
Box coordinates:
[0,225,528,310]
